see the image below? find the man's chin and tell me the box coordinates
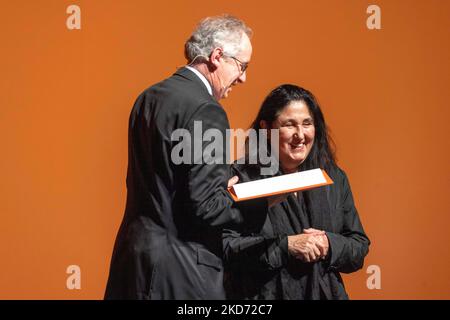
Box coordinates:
[221,87,233,99]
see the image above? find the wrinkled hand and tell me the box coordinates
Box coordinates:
[288,229,329,262]
[304,228,329,258]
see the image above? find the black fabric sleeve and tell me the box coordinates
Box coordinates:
[223,228,289,271]
[325,170,370,273]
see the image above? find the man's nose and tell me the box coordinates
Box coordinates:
[237,70,247,83]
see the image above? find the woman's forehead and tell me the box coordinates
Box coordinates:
[277,101,313,120]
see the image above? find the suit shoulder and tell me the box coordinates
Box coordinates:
[326,164,349,185]
[142,74,218,113]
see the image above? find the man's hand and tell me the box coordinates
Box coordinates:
[228,176,239,188]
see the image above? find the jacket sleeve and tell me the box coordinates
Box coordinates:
[223,227,289,271]
[182,102,267,228]
[325,170,370,273]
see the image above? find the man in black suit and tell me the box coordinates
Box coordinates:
[104,15,266,299]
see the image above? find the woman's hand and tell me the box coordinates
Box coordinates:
[288,229,329,262]
[303,228,329,258]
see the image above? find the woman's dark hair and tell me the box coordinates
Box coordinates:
[245,84,336,172]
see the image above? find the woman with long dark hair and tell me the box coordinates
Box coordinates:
[223,84,370,299]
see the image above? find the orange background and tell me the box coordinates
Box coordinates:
[1,0,449,299]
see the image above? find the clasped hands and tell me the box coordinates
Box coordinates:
[287,228,329,263]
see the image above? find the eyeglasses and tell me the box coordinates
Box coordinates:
[224,54,249,73]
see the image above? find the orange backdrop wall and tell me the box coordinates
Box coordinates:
[1,0,449,299]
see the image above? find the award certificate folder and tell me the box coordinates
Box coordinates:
[228,168,333,202]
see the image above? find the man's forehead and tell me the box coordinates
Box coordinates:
[238,35,252,61]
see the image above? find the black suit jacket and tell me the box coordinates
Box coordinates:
[104,68,266,299]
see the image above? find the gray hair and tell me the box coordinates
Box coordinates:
[184,15,252,63]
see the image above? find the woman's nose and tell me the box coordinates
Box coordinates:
[293,126,305,140]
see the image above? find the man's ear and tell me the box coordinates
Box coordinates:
[209,47,223,70]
